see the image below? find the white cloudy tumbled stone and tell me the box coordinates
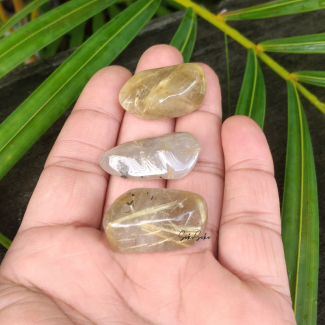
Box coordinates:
[99,132,200,180]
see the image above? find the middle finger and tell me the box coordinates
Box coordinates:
[105,45,183,210]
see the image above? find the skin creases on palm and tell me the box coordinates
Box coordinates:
[0,45,296,325]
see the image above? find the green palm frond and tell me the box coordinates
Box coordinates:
[0,0,161,180]
[282,81,319,324]
[260,33,325,53]
[170,7,197,63]
[223,0,325,20]
[0,0,48,37]
[235,48,266,129]
[0,0,119,78]
[293,71,325,87]
[0,233,11,249]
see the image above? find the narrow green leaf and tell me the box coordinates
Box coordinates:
[108,4,121,19]
[0,0,48,38]
[0,0,119,79]
[170,7,197,63]
[282,81,319,325]
[235,48,266,129]
[155,5,172,17]
[225,33,231,117]
[68,21,86,48]
[223,0,325,20]
[92,11,105,34]
[260,33,325,53]
[0,233,11,249]
[294,71,325,87]
[0,0,160,180]
[41,37,63,58]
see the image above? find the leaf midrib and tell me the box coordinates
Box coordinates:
[294,72,325,80]
[296,74,325,81]
[0,0,106,60]
[0,0,154,155]
[248,51,258,117]
[263,40,325,48]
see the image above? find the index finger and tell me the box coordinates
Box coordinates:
[19,66,131,232]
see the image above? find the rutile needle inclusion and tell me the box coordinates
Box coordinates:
[99,132,201,180]
[103,188,208,253]
[119,63,207,119]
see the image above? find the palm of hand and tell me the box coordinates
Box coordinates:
[0,45,296,325]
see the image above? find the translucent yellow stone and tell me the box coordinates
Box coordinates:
[104,188,208,253]
[119,63,207,119]
[99,133,201,180]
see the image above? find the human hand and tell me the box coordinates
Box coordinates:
[0,45,296,324]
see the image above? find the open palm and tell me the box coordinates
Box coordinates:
[0,45,296,325]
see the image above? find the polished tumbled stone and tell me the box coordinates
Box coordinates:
[103,188,208,253]
[99,132,201,180]
[119,63,207,119]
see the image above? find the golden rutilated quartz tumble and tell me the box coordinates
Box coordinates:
[104,188,208,253]
[119,63,207,119]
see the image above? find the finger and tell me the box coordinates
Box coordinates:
[166,64,224,255]
[219,116,291,299]
[105,45,183,209]
[19,66,131,232]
